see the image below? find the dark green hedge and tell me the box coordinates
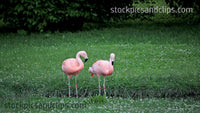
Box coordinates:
[165,0,200,24]
[165,0,200,11]
[0,0,133,32]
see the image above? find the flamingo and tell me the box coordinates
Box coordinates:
[62,51,88,98]
[89,53,115,95]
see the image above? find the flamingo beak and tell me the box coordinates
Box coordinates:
[91,73,94,78]
[84,58,88,63]
[112,61,114,65]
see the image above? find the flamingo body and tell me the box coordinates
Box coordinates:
[62,51,88,97]
[89,60,113,77]
[62,58,84,76]
[89,53,115,95]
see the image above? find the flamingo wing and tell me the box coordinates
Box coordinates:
[62,58,82,75]
[92,60,113,76]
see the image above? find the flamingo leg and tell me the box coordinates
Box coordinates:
[68,75,71,98]
[75,76,78,98]
[103,76,106,95]
[98,76,101,95]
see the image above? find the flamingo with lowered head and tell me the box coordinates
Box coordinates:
[62,51,88,97]
[89,53,115,95]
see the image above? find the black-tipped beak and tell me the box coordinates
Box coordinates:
[84,58,88,63]
[112,61,114,65]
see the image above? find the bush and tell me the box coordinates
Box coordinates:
[0,0,133,32]
[165,0,200,11]
[165,0,200,24]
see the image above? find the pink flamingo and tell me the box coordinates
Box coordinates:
[89,53,115,95]
[62,51,88,97]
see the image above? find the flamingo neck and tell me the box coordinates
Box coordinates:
[109,58,112,64]
[76,53,84,68]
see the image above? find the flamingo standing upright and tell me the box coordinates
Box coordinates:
[62,51,88,97]
[89,53,115,95]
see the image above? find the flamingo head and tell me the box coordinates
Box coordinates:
[110,53,115,65]
[88,67,94,78]
[79,51,88,63]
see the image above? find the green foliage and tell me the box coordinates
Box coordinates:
[17,29,27,35]
[0,0,133,32]
[0,24,200,99]
[1,97,200,112]
[129,1,156,21]
[165,0,200,24]
[165,0,200,10]
[84,94,107,104]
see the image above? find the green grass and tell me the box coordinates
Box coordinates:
[84,94,107,104]
[1,24,200,98]
[0,23,200,111]
[0,97,200,112]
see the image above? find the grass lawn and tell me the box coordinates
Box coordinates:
[0,23,200,112]
[1,97,200,112]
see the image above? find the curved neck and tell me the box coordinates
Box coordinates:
[110,58,112,64]
[76,52,84,68]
